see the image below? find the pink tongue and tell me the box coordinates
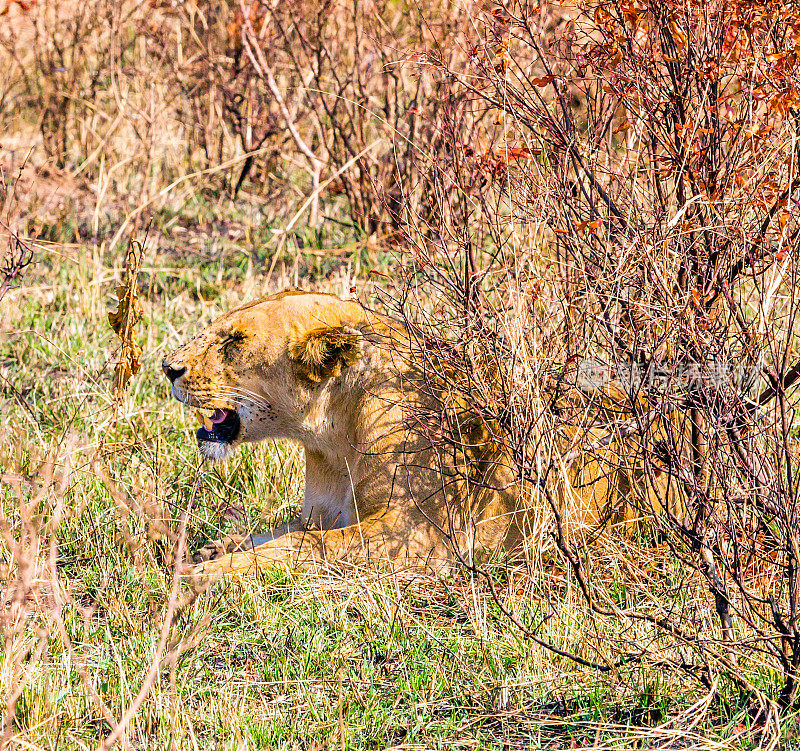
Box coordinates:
[211,408,228,424]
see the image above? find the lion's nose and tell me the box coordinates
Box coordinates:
[162,362,187,383]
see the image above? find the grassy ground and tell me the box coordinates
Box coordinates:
[0,185,786,749]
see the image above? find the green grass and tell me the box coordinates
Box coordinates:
[0,232,779,750]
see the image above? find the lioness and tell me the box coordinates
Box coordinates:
[163,290,655,576]
[164,289,535,575]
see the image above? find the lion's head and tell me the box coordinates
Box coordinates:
[162,290,371,460]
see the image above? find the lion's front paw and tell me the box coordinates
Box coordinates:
[192,534,254,564]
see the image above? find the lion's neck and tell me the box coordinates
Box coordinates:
[301,448,358,529]
[298,382,397,530]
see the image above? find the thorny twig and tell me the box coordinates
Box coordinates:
[0,231,33,304]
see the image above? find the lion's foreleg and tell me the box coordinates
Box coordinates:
[192,514,448,577]
[191,518,304,564]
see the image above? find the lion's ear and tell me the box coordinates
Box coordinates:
[289,325,364,383]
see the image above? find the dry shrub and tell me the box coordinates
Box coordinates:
[380,0,800,728]
[142,0,476,233]
[1,0,232,237]
[0,0,485,239]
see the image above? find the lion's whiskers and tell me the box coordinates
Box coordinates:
[217,386,272,409]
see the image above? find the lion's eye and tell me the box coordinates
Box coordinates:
[221,332,247,358]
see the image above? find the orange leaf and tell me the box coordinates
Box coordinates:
[501,146,534,160]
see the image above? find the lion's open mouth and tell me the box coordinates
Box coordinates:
[194,407,241,445]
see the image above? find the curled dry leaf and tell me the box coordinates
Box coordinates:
[108,241,144,397]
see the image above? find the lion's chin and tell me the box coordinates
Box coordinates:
[198,440,236,461]
[194,408,241,461]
